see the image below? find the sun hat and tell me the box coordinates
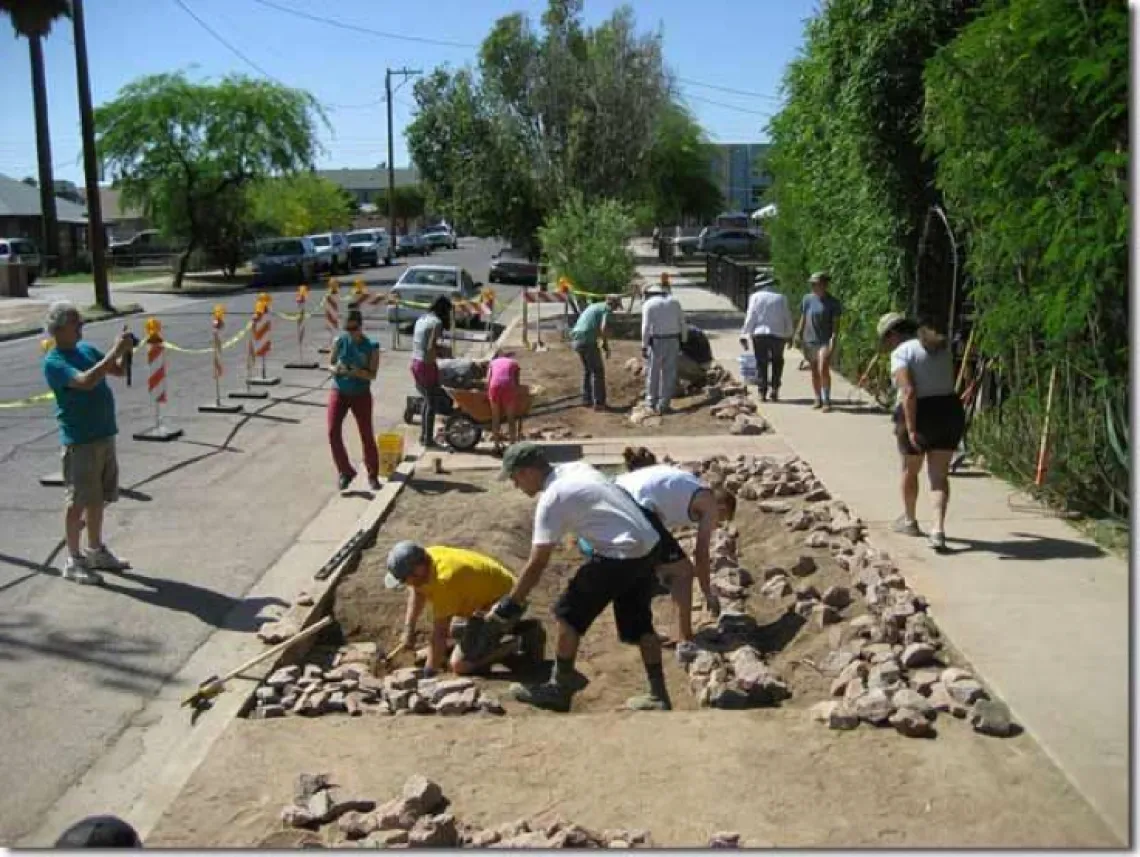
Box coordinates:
[876,311,908,340]
[384,540,429,589]
[809,270,830,284]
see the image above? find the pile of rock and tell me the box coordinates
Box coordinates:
[682,452,1018,740]
[250,644,506,720]
[673,523,792,710]
[282,773,656,849]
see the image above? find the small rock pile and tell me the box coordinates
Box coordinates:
[249,644,506,720]
[685,453,821,501]
[525,425,576,441]
[282,773,656,848]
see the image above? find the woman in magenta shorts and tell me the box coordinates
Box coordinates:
[487,350,523,453]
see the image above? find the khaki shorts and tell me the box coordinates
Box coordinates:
[63,436,120,507]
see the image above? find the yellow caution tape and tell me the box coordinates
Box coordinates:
[0,391,54,409]
[164,320,252,354]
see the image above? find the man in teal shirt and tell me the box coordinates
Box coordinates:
[569,296,620,410]
[42,301,135,585]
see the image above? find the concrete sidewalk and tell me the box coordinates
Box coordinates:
[658,277,1130,843]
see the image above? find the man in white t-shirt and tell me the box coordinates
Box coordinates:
[615,459,737,650]
[490,443,671,712]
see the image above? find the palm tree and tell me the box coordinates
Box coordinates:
[1,0,71,274]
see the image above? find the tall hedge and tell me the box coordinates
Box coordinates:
[768,0,1129,517]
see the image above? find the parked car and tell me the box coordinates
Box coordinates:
[488,249,539,285]
[698,228,763,257]
[309,232,352,274]
[421,224,458,251]
[396,233,431,257]
[387,264,482,329]
[347,229,393,267]
[0,237,41,284]
[251,236,319,285]
[108,229,177,267]
[670,227,702,257]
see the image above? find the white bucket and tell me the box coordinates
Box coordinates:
[738,353,758,382]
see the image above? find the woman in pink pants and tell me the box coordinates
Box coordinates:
[487,350,523,454]
[328,308,381,490]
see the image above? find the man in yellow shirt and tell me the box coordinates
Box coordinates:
[385,541,544,675]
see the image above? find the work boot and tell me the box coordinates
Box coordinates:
[892,515,921,537]
[625,694,672,711]
[508,680,574,712]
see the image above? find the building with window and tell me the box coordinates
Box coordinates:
[708,143,773,214]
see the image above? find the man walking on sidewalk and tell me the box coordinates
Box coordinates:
[42,301,134,585]
[641,273,687,414]
[569,296,619,410]
[794,271,843,412]
[492,443,672,713]
[740,275,794,402]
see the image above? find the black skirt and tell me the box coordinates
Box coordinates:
[893,393,966,455]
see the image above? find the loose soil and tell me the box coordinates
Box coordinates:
[335,467,873,715]
[514,338,736,439]
[147,713,1117,847]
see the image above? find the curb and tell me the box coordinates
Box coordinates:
[0,304,145,344]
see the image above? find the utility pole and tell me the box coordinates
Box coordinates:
[386,67,421,239]
[29,34,60,274]
[72,0,111,310]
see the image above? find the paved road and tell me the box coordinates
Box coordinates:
[0,238,517,843]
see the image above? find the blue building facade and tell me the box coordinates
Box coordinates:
[708,143,773,214]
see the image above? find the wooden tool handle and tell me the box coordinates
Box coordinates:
[220,616,333,684]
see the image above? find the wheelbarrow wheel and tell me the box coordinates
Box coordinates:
[444,414,482,451]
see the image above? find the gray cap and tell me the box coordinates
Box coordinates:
[498,441,548,480]
[384,540,429,589]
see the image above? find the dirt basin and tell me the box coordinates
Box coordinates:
[514,339,739,439]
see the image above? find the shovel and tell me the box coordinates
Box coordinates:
[182,616,333,712]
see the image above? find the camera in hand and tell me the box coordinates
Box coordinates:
[122,331,139,385]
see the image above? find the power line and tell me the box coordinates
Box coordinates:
[249,0,476,49]
[678,77,783,103]
[683,93,774,117]
[168,0,385,111]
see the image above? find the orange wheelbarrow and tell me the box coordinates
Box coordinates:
[442,385,535,451]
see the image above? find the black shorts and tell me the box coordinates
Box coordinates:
[553,554,658,644]
[894,393,966,455]
[641,506,687,565]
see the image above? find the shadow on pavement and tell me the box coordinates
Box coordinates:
[407,478,487,497]
[99,568,289,632]
[941,532,1106,561]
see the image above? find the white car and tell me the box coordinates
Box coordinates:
[420,225,458,251]
[0,237,41,284]
[347,229,393,267]
[387,264,483,329]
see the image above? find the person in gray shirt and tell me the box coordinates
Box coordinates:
[410,296,453,448]
[793,271,843,411]
[877,312,965,551]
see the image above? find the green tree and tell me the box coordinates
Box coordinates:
[406,0,673,249]
[538,193,635,296]
[249,173,353,238]
[640,102,723,225]
[374,184,427,232]
[95,72,325,288]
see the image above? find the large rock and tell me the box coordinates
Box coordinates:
[731,414,769,435]
[867,659,902,690]
[853,688,894,724]
[821,585,852,609]
[971,699,1016,737]
[789,556,818,577]
[927,682,969,719]
[892,688,934,718]
[901,642,937,668]
[818,650,857,676]
[946,679,988,706]
[402,774,445,816]
[830,660,869,696]
[889,707,936,738]
[408,812,459,848]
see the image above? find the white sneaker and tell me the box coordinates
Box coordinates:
[86,544,130,571]
[63,555,104,586]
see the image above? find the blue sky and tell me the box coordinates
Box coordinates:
[0,0,819,185]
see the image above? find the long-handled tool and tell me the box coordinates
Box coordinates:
[182,616,333,711]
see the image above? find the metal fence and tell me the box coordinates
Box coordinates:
[705,254,761,312]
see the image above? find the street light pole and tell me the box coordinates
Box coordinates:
[71,0,111,310]
[386,67,420,239]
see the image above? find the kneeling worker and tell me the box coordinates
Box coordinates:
[385,541,544,675]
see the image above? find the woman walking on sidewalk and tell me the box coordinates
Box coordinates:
[328,308,381,491]
[793,271,843,411]
[410,296,453,449]
[878,312,966,551]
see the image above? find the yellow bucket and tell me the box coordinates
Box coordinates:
[376,430,406,479]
